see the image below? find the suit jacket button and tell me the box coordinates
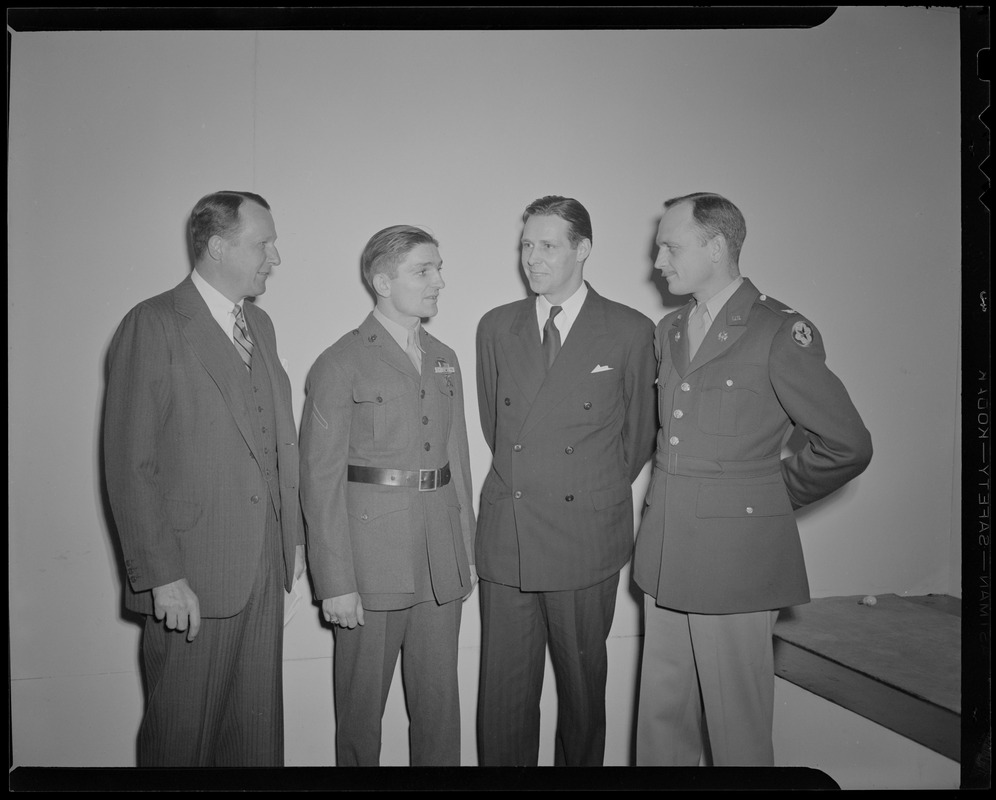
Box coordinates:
[583,402,592,410]
[504,397,511,405]
[421,389,426,398]
[250,495,260,504]
[565,446,574,454]
[422,416,429,424]
[565,494,574,502]
[514,490,522,499]
[513,444,522,451]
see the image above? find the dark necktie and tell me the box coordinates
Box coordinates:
[233,304,254,370]
[543,306,563,369]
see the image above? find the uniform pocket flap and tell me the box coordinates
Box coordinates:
[590,483,631,511]
[352,383,407,404]
[696,481,792,519]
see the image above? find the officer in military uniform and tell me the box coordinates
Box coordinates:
[300,225,476,766]
[633,193,872,766]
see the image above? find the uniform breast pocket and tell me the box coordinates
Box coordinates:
[696,364,766,436]
[434,372,455,431]
[353,383,410,449]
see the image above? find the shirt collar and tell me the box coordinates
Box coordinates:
[192,268,243,336]
[537,280,588,326]
[373,306,423,354]
[697,276,744,323]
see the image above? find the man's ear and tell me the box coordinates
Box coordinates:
[576,237,592,264]
[709,234,726,263]
[372,272,392,299]
[207,234,226,262]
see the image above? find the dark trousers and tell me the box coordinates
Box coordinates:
[333,599,463,766]
[137,515,284,767]
[477,573,619,766]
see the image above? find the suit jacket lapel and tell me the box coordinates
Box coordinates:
[173,276,260,460]
[498,298,547,408]
[519,286,610,439]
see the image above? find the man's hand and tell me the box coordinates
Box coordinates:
[323,592,364,629]
[294,544,307,583]
[152,578,201,641]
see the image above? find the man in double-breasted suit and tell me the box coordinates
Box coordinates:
[104,191,305,766]
[633,192,872,765]
[300,225,475,766]
[475,196,658,766]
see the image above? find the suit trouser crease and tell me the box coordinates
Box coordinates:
[478,574,618,766]
[333,599,462,766]
[138,509,284,767]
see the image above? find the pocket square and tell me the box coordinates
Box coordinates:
[591,364,614,373]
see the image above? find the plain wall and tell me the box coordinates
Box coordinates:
[8,8,963,786]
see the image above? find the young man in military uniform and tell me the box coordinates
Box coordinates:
[634,193,872,766]
[300,225,476,766]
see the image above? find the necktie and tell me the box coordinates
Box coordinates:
[406,326,422,374]
[543,306,563,369]
[688,303,710,360]
[233,304,254,370]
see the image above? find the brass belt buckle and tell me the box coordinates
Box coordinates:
[418,468,438,492]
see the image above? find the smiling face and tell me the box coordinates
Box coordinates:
[213,201,281,302]
[654,201,727,302]
[521,214,590,305]
[375,243,445,326]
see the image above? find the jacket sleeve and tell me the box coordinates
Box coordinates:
[771,316,873,508]
[622,315,660,483]
[103,303,183,592]
[299,351,357,599]
[476,314,498,454]
[446,352,477,565]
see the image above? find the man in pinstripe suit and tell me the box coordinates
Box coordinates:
[104,191,305,766]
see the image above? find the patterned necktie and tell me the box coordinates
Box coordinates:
[406,326,422,374]
[688,303,710,360]
[233,304,254,370]
[543,306,563,369]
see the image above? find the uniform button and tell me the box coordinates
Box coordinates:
[250,495,260,504]
[514,490,522,499]
[257,405,263,412]
[726,379,734,387]
[583,402,592,410]
[680,382,691,392]
[422,416,429,425]
[565,494,574,502]
[746,507,754,514]
[262,426,267,433]
[669,436,679,446]
[759,295,767,301]
[424,442,431,451]
[361,513,369,521]
[513,444,522,452]
[565,446,574,454]
[421,389,426,398]
[376,396,383,403]
[673,409,683,419]
[505,397,511,405]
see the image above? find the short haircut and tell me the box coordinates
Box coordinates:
[189,191,270,262]
[663,192,746,264]
[522,195,593,248]
[361,225,439,288]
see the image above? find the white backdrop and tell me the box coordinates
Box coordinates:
[8,8,962,782]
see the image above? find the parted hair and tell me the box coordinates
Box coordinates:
[360,225,439,288]
[189,191,271,262]
[523,195,593,248]
[664,192,746,264]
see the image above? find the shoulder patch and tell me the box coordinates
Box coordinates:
[791,320,814,347]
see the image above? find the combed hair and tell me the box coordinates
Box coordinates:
[361,225,439,288]
[523,195,593,248]
[189,191,270,262]
[664,192,746,264]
